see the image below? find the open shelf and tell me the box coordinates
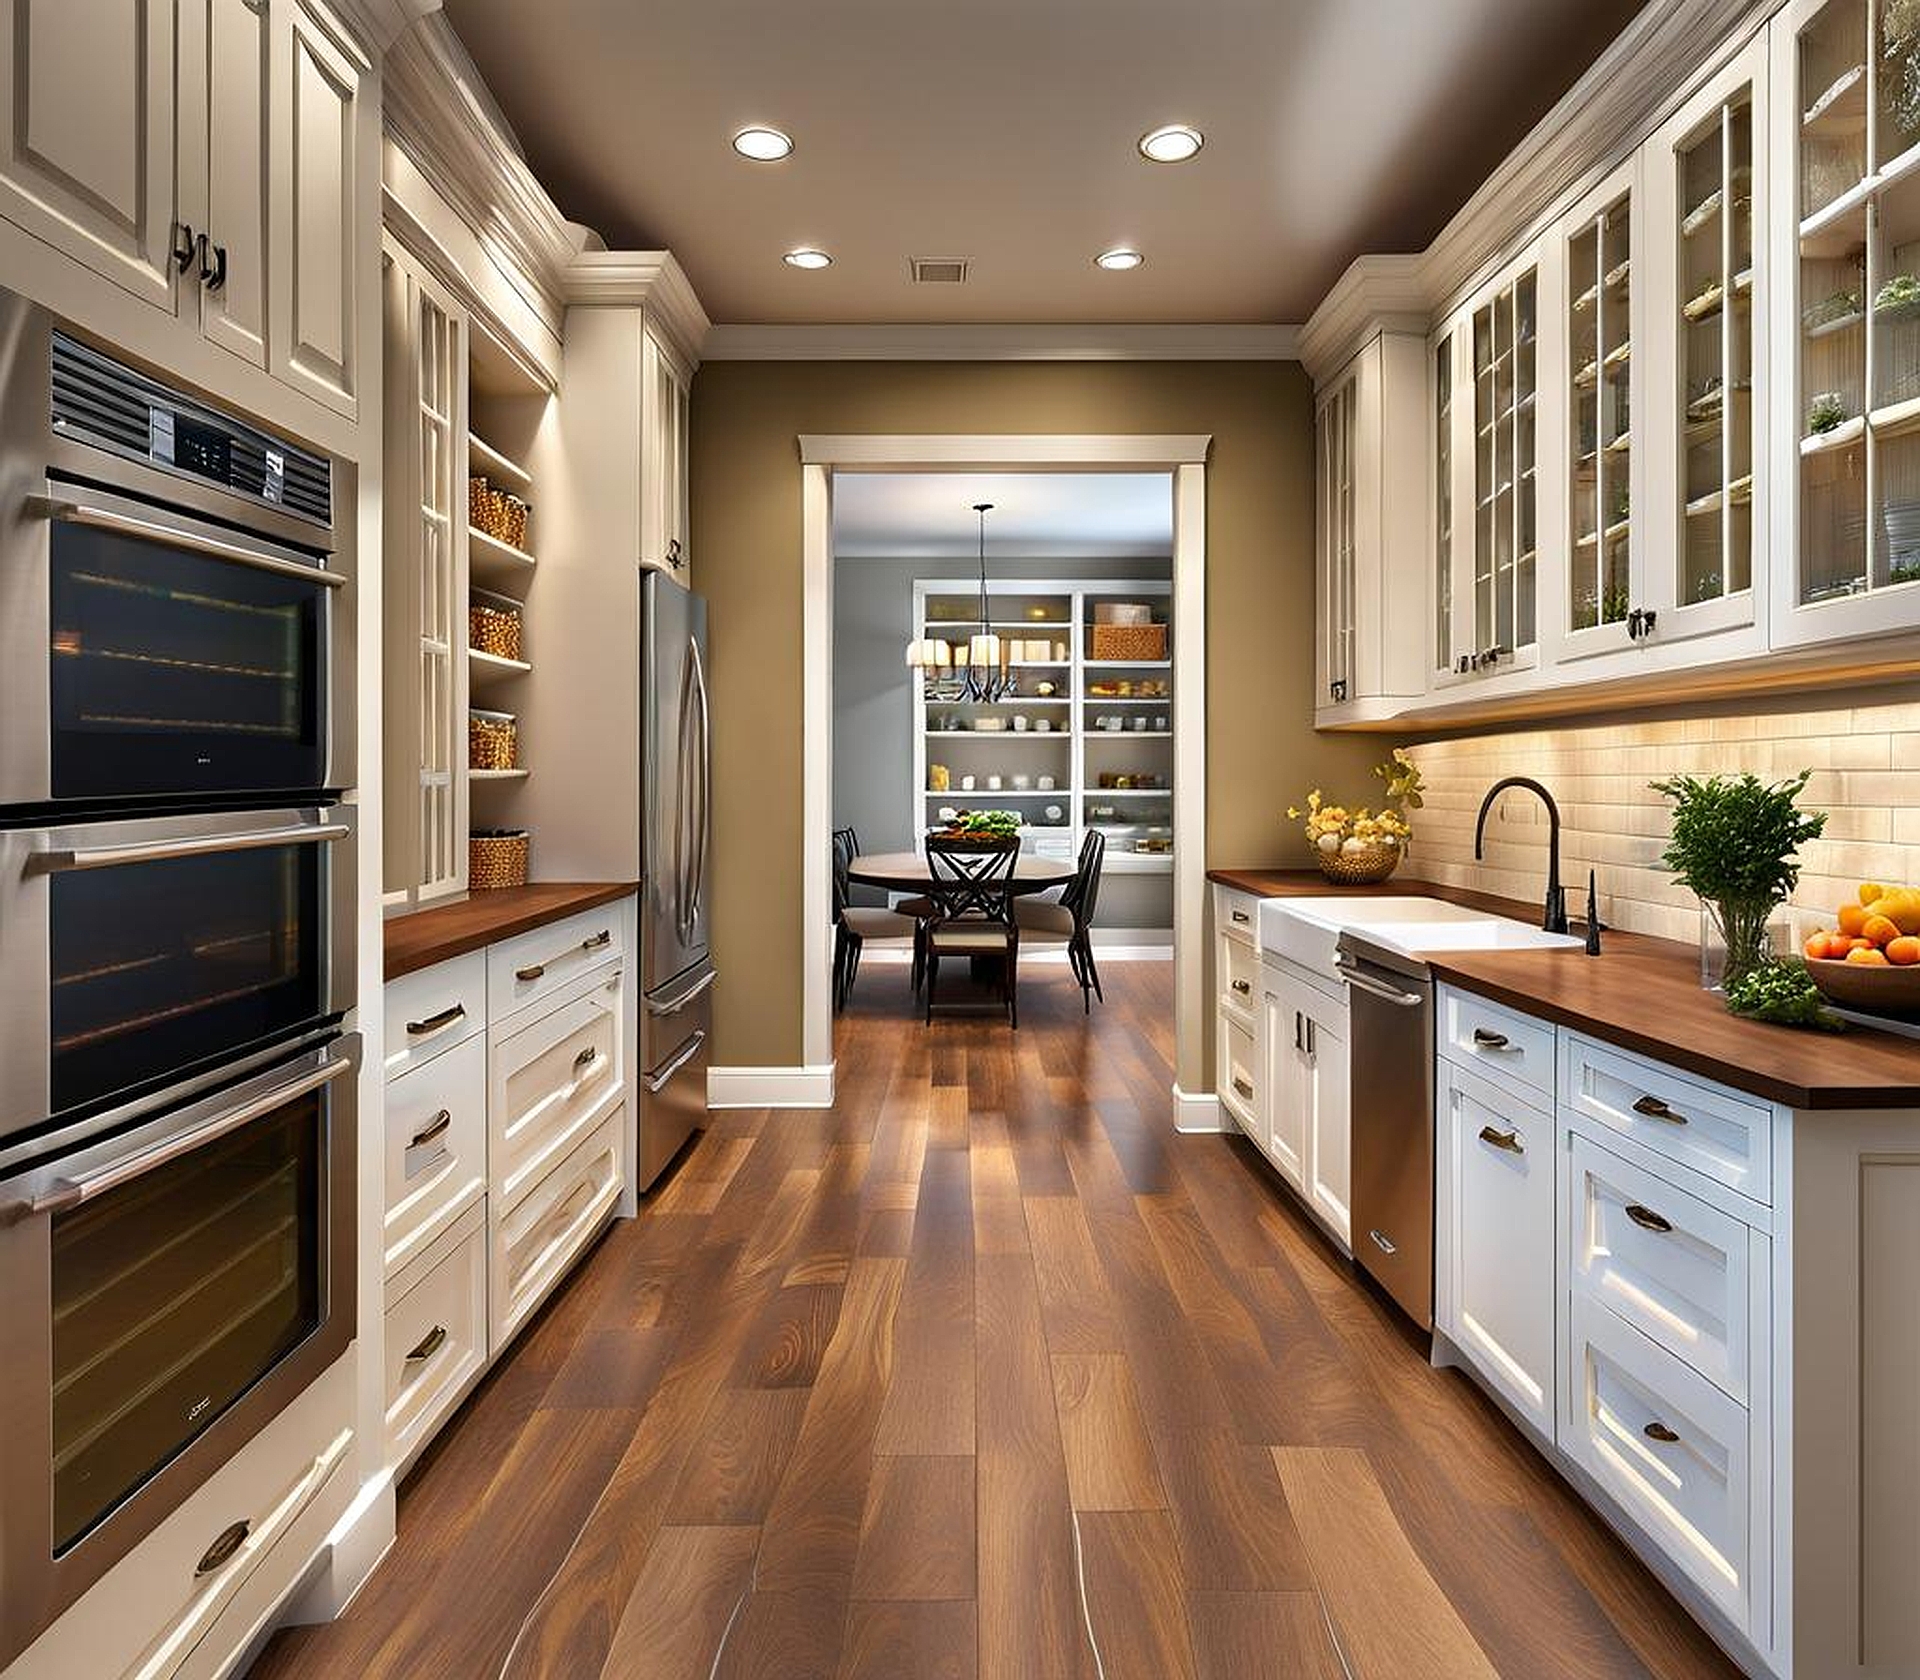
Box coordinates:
[471,767,529,781]
[470,525,536,581]
[924,731,1069,740]
[469,648,532,679]
[469,433,532,491]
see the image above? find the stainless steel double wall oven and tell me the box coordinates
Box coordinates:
[0,292,360,1667]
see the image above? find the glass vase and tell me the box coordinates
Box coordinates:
[1699,899,1787,992]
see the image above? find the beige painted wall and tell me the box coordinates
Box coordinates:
[690,359,1381,1069]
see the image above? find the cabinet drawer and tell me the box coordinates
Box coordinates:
[383,950,486,1080]
[1438,985,1556,1101]
[384,1203,488,1479]
[488,905,625,1024]
[1219,1010,1259,1130]
[1218,931,1258,1018]
[1213,884,1258,943]
[491,1107,624,1354]
[384,1034,486,1277]
[1562,1033,1771,1205]
[490,960,626,1211]
[1437,1065,1556,1438]
[1568,1136,1757,1404]
[1566,1295,1758,1636]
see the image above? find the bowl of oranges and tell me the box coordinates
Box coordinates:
[1802,883,1920,1017]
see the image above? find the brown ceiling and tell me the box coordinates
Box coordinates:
[442,0,1648,327]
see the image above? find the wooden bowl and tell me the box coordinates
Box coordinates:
[1805,955,1920,1019]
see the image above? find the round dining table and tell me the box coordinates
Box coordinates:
[846,849,1075,897]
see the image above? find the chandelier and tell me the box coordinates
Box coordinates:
[906,501,1011,702]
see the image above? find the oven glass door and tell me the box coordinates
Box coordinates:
[48,504,330,801]
[49,1086,326,1553]
[46,821,340,1120]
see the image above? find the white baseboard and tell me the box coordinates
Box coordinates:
[1172,1083,1229,1134]
[707,1064,837,1108]
[284,1468,395,1625]
[859,941,1171,964]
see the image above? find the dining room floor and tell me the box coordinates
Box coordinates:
[246,958,1742,1680]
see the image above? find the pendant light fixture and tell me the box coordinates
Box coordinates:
[907,502,1012,702]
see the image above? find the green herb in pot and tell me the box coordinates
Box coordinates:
[1724,958,1845,1031]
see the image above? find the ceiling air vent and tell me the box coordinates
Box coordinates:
[909,257,970,285]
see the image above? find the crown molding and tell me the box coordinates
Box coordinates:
[326,0,437,53]
[702,323,1300,362]
[1298,0,1779,383]
[561,251,713,368]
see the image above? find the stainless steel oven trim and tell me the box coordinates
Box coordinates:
[0,806,356,1156]
[0,1033,359,1671]
[0,288,356,810]
[31,494,349,587]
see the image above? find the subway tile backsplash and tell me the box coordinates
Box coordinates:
[1401,691,1920,944]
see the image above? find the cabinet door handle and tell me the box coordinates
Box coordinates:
[518,929,614,983]
[194,1519,250,1578]
[1368,1228,1398,1255]
[199,234,227,291]
[1230,909,1250,925]
[173,222,197,274]
[1477,1124,1524,1155]
[1294,1011,1304,1051]
[408,1109,452,1150]
[1643,1420,1680,1444]
[405,1003,465,1037]
[573,1045,600,1075]
[1230,978,1251,996]
[1624,1203,1672,1234]
[405,1324,448,1364]
[1305,1017,1316,1057]
[1471,1027,1511,1050]
[1232,1076,1254,1100]
[1631,1094,1686,1125]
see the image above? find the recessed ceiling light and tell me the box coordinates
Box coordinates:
[733,126,793,161]
[1139,124,1203,163]
[1094,248,1145,271]
[784,247,833,270]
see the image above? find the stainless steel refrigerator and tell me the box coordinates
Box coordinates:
[637,571,713,1188]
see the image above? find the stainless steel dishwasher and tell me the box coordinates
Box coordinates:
[1335,932,1436,1329]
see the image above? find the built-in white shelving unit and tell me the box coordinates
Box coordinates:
[910,580,1175,898]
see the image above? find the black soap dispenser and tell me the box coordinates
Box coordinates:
[1584,870,1603,957]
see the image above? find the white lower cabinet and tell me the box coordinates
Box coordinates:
[492,1108,624,1353]
[383,1202,489,1478]
[1259,984,1306,1187]
[1299,988,1350,1246]
[1436,1061,1557,1440]
[1565,1293,1758,1635]
[383,1031,486,1276]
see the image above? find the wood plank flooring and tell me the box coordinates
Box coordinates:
[247,960,1744,1680]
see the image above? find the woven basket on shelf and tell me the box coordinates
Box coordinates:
[468,600,523,661]
[1315,842,1402,886]
[469,710,518,770]
[468,474,492,528]
[1090,623,1167,662]
[469,829,530,891]
[468,478,532,550]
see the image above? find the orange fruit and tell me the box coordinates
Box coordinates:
[1861,882,1887,908]
[1839,903,1868,937]
[1888,936,1920,966]
[1847,946,1891,966]
[1851,936,1877,951]
[1863,914,1901,948]
[1805,931,1832,959]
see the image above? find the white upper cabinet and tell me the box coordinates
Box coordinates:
[1771,0,1920,648]
[1312,330,1427,723]
[640,327,691,574]
[0,0,181,312]
[0,0,367,420]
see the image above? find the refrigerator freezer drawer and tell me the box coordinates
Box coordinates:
[638,981,710,1192]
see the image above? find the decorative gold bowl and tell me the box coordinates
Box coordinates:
[1316,842,1402,886]
[1805,956,1920,1019]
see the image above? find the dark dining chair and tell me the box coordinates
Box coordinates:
[922,835,1021,1028]
[1016,830,1106,1011]
[833,830,919,1010]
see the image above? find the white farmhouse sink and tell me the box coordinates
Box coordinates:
[1259,893,1582,979]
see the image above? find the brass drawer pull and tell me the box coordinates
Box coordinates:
[195,1519,250,1578]
[573,1046,600,1074]
[405,1324,447,1364]
[1230,978,1252,996]
[516,929,614,984]
[1643,1420,1680,1444]
[1624,1203,1672,1234]
[406,1003,465,1036]
[1232,1076,1254,1100]
[1478,1125,1524,1155]
[582,928,612,952]
[1631,1094,1686,1125]
[1230,908,1250,925]
[1471,1027,1512,1050]
[409,1109,452,1150]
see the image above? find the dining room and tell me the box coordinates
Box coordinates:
[829,471,1177,1024]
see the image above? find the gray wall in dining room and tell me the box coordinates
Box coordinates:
[831,553,1173,925]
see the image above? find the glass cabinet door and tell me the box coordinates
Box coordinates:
[1433,330,1455,677]
[1567,185,1635,644]
[1316,377,1357,705]
[1464,266,1538,672]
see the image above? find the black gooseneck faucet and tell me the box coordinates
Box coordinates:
[1473,776,1570,935]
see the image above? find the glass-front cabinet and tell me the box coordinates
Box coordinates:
[1775,0,1920,645]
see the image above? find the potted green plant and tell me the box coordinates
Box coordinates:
[1651,770,1828,993]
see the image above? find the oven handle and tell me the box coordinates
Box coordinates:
[4,1051,353,1221]
[30,496,344,588]
[31,822,347,874]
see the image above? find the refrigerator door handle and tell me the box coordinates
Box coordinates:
[687,633,711,931]
[674,638,698,944]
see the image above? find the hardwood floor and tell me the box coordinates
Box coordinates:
[248,960,1743,1680]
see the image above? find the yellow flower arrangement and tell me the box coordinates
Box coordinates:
[1286,752,1422,859]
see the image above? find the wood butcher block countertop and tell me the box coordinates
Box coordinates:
[1209,868,1920,1111]
[385,882,638,980]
